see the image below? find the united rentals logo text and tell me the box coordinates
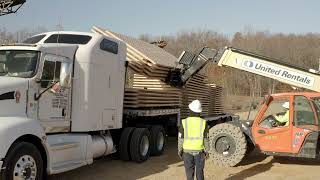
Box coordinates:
[241,59,314,87]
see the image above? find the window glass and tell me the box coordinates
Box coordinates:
[100,39,118,54]
[294,96,316,126]
[259,99,289,128]
[23,35,46,44]
[0,50,39,78]
[41,58,61,88]
[312,98,320,127]
[44,34,92,44]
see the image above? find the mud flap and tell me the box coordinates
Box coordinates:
[298,131,319,158]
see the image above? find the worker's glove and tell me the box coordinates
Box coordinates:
[204,151,210,160]
[178,150,183,159]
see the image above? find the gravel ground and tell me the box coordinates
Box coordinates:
[49,138,320,180]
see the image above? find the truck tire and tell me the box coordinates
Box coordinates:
[119,127,135,161]
[1,142,44,180]
[209,123,247,167]
[150,126,166,156]
[130,128,151,163]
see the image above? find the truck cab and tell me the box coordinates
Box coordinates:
[1,31,127,132]
[0,31,128,179]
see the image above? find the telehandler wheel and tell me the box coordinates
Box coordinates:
[119,127,135,161]
[150,126,166,156]
[130,128,151,163]
[1,142,44,180]
[209,123,247,167]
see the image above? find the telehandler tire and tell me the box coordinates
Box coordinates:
[209,122,247,167]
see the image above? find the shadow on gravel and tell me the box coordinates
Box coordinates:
[226,154,320,180]
[225,159,275,180]
[237,149,268,166]
[272,156,320,166]
[49,138,181,180]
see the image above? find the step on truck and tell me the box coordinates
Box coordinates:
[170,46,320,167]
[0,31,180,179]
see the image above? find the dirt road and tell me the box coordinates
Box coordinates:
[49,138,320,180]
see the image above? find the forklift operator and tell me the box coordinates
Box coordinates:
[274,102,290,126]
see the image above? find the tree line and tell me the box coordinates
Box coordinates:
[0,27,48,44]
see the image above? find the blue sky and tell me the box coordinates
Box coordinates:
[0,0,319,37]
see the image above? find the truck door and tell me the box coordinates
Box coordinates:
[291,95,318,158]
[253,96,293,153]
[38,54,73,133]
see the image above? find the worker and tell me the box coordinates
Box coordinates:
[275,101,290,126]
[178,99,209,180]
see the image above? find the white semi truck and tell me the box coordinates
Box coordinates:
[0,31,180,179]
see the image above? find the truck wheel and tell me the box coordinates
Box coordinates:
[119,127,135,161]
[150,126,166,156]
[130,128,151,163]
[209,123,247,167]
[1,142,43,180]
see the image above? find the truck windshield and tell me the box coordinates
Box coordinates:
[0,50,39,78]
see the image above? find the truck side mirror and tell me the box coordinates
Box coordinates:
[59,62,72,88]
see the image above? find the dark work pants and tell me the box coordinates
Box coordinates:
[183,152,205,180]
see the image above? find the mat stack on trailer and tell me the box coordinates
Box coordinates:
[92,26,181,109]
[92,26,224,115]
[208,84,224,116]
[180,75,225,118]
[181,74,210,118]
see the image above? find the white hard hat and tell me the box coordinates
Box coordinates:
[188,100,202,113]
[282,102,289,109]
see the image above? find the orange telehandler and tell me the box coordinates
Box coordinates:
[168,46,320,166]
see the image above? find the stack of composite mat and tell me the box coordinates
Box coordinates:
[208,84,224,115]
[124,74,181,108]
[92,26,225,113]
[92,26,175,80]
[92,26,181,108]
[180,75,225,118]
[181,74,211,118]
[124,89,181,108]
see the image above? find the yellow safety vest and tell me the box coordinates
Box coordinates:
[182,117,206,151]
[276,110,289,126]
